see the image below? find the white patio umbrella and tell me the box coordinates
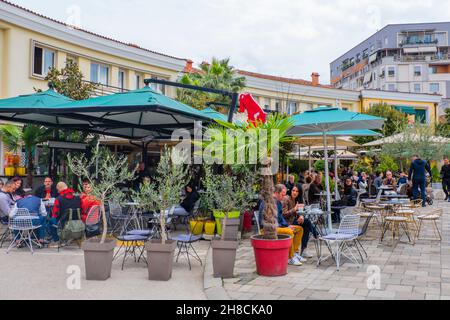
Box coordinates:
[288,107,385,230]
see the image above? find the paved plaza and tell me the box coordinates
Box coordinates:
[223,200,450,300]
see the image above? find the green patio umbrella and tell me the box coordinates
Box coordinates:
[200,107,229,122]
[0,86,214,139]
[288,107,385,229]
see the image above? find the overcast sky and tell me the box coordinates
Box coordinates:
[11,0,450,83]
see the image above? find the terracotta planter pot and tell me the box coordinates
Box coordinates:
[251,234,292,277]
[211,240,239,278]
[82,238,116,281]
[145,240,177,281]
[219,219,241,241]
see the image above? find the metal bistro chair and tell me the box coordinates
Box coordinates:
[114,233,149,270]
[7,208,42,254]
[171,219,203,270]
[108,201,130,236]
[85,205,101,238]
[317,214,361,271]
[0,217,11,248]
[416,208,443,242]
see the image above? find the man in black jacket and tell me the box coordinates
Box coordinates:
[441,157,450,202]
[409,155,432,207]
[34,177,59,200]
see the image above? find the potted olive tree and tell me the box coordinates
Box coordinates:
[134,147,189,281]
[67,143,137,281]
[203,165,256,278]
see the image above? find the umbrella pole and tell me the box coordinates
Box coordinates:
[323,132,332,231]
[308,146,312,172]
[334,136,340,201]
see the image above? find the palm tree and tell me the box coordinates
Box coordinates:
[0,124,22,154]
[22,125,51,187]
[177,58,246,110]
[198,114,294,239]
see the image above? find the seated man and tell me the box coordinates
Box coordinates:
[10,195,48,246]
[0,180,17,224]
[49,182,82,246]
[260,184,304,266]
[172,183,200,217]
[80,179,101,223]
[35,177,59,200]
[308,174,323,205]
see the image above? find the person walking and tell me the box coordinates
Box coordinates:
[408,155,432,207]
[441,157,450,202]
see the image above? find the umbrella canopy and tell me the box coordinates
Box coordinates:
[0,86,214,140]
[298,129,382,138]
[288,106,385,229]
[200,107,229,122]
[298,137,360,148]
[364,132,450,146]
[288,107,385,135]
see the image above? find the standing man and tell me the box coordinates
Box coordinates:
[441,157,450,202]
[409,155,432,207]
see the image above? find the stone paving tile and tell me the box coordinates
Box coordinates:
[221,201,450,300]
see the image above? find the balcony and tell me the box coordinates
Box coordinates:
[83,81,129,97]
[393,53,450,62]
[399,39,439,47]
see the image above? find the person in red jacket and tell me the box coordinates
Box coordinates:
[80,180,101,223]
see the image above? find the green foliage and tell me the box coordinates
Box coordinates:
[131,147,189,243]
[176,58,246,110]
[202,165,257,240]
[0,124,22,153]
[314,160,325,172]
[353,103,408,145]
[431,166,441,182]
[380,124,450,161]
[351,157,374,174]
[44,59,98,100]
[67,142,137,243]
[376,154,399,173]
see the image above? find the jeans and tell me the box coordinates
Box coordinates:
[172,205,190,217]
[49,218,59,241]
[294,218,318,252]
[412,178,427,204]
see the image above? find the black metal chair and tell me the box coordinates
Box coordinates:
[171,219,203,270]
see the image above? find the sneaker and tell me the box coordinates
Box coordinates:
[288,257,303,266]
[302,252,314,259]
[48,242,59,249]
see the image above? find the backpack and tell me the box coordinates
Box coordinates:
[58,208,86,242]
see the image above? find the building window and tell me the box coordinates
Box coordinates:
[430,83,440,93]
[429,66,437,74]
[263,98,270,110]
[275,100,281,113]
[135,74,142,89]
[388,67,396,77]
[362,49,369,59]
[118,70,125,91]
[414,66,421,77]
[287,101,297,115]
[90,63,109,85]
[413,84,421,93]
[150,76,166,95]
[33,46,55,76]
[384,37,389,45]
[388,84,396,91]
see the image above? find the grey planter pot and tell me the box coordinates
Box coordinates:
[211,240,239,279]
[219,218,241,241]
[82,238,116,281]
[145,240,177,281]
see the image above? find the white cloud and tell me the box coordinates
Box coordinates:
[11,0,450,83]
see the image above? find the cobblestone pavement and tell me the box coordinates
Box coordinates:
[224,201,450,300]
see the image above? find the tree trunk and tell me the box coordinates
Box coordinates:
[26,148,34,188]
[100,203,108,244]
[261,160,278,240]
[161,205,167,244]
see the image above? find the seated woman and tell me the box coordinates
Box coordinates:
[383,171,397,189]
[80,180,101,223]
[282,185,318,261]
[343,178,358,206]
[172,183,200,217]
[259,184,304,266]
[358,172,369,198]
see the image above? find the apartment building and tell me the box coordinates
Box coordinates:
[0,0,187,100]
[330,22,450,118]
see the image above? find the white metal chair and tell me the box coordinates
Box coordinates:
[7,208,42,254]
[317,214,361,271]
[108,201,129,236]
